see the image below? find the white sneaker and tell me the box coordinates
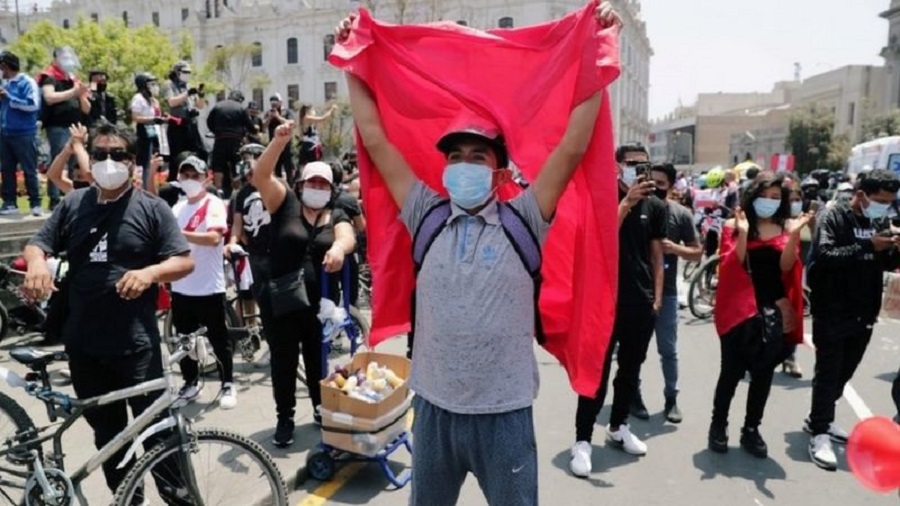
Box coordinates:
[803,419,849,444]
[569,441,592,478]
[178,384,201,402]
[0,205,18,216]
[219,383,237,410]
[30,207,43,217]
[607,424,647,456]
[809,434,837,471]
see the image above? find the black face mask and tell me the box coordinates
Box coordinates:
[96,82,107,93]
[654,188,669,200]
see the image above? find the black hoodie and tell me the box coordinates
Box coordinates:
[807,202,900,323]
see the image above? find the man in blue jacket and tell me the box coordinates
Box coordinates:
[0,51,41,216]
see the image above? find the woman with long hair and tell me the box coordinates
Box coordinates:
[251,119,356,447]
[708,171,808,458]
[297,102,338,166]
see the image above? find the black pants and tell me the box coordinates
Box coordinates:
[711,319,779,429]
[277,145,296,186]
[575,303,656,442]
[255,282,323,420]
[166,122,194,182]
[892,366,900,419]
[68,346,167,493]
[808,317,873,434]
[171,292,233,385]
[210,137,241,198]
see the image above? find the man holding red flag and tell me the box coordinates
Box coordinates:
[337,3,619,503]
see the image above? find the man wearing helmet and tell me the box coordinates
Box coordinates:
[207,90,256,196]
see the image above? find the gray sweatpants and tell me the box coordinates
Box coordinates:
[410,395,538,506]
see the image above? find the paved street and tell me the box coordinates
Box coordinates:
[0,305,897,505]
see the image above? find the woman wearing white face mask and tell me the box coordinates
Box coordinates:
[247,122,356,447]
[130,72,166,193]
[709,171,807,459]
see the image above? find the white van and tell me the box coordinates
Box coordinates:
[847,136,900,178]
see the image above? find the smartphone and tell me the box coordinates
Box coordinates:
[808,200,820,214]
[634,162,651,179]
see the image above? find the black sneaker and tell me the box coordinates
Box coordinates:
[273,419,295,448]
[708,422,728,453]
[630,396,650,420]
[664,397,683,424]
[740,427,768,459]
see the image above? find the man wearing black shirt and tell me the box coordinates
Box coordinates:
[570,143,665,478]
[87,70,117,127]
[38,46,91,209]
[22,123,194,494]
[806,169,900,471]
[263,94,296,184]
[207,90,255,196]
[246,101,265,144]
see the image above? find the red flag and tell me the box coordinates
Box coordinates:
[329,2,620,397]
[714,226,804,344]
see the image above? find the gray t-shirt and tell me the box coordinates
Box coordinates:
[401,181,550,415]
[663,201,698,296]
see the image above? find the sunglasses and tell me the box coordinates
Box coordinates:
[91,149,132,162]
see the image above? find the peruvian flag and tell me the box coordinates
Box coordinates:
[771,154,796,172]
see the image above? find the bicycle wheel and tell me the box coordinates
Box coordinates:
[114,427,288,506]
[688,256,719,320]
[0,391,37,504]
[682,260,700,281]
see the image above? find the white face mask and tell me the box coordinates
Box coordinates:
[179,179,204,198]
[302,188,331,209]
[91,159,130,190]
[621,166,637,187]
[179,72,191,83]
[148,83,160,96]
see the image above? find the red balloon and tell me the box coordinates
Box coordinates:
[848,416,900,492]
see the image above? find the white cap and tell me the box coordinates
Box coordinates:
[301,161,333,184]
[837,182,853,192]
[179,155,207,174]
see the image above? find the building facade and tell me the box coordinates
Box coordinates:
[7,0,651,146]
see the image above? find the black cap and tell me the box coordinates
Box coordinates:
[0,51,20,71]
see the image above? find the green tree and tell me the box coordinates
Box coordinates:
[861,109,900,141]
[320,103,353,158]
[786,104,839,174]
[9,17,181,123]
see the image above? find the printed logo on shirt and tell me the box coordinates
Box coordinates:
[89,232,108,262]
[243,192,271,238]
[480,244,500,267]
[854,227,875,240]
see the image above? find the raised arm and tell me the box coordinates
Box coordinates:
[253,121,291,214]
[532,92,602,222]
[305,104,338,123]
[345,73,416,208]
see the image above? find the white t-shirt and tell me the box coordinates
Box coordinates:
[130,93,153,117]
[171,194,228,296]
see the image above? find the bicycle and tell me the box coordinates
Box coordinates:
[0,327,288,505]
[688,254,719,320]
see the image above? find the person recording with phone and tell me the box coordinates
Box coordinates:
[163,61,206,181]
[87,70,117,127]
[571,142,665,477]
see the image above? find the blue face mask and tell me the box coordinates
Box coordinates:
[790,201,803,218]
[442,162,495,210]
[753,197,781,219]
[863,198,891,220]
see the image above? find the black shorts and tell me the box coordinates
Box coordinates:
[210,138,242,175]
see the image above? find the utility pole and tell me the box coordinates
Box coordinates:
[14,0,20,35]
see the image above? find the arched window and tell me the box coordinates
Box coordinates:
[251,41,262,67]
[498,17,513,28]
[286,37,298,64]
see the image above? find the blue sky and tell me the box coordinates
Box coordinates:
[27,0,892,119]
[641,0,890,118]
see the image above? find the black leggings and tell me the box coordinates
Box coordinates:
[711,319,782,429]
[171,292,233,385]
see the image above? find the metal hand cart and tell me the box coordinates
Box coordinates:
[303,263,413,488]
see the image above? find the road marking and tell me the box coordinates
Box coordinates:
[803,333,874,421]
[296,408,416,506]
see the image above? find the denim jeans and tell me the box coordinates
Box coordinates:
[46,126,73,206]
[0,134,39,208]
[654,295,680,399]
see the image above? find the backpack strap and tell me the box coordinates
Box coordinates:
[498,203,546,345]
[412,200,452,273]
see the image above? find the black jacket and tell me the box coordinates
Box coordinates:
[88,92,117,126]
[807,203,900,323]
[206,99,254,140]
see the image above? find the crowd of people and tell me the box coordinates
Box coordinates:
[2,2,898,505]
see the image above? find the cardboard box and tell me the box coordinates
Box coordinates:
[320,394,412,456]
[320,352,411,419]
